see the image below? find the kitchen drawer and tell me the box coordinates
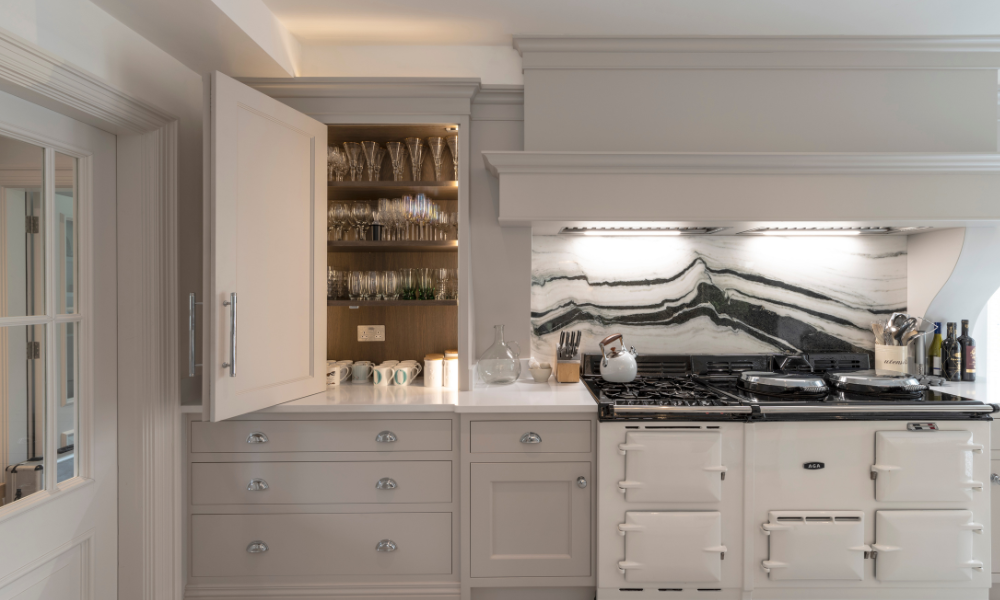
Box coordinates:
[192,461,452,505]
[470,420,590,453]
[191,513,452,577]
[191,419,452,453]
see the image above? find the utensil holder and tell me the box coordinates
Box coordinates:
[875,344,909,376]
[553,351,581,383]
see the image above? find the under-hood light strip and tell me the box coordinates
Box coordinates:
[560,227,725,236]
[741,227,892,236]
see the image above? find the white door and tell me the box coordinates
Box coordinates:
[0,89,117,598]
[205,72,327,421]
[872,430,984,502]
[617,511,726,583]
[618,431,726,502]
[874,510,984,581]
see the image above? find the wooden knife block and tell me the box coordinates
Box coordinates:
[554,354,581,383]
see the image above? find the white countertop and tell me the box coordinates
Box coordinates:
[929,380,997,404]
[258,376,597,414]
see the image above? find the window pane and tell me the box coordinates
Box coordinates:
[0,134,45,317]
[55,152,77,315]
[1,324,46,505]
[56,322,77,482]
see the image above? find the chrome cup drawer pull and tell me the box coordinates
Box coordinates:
[520,432,542,444]
[246,432,268,444]
[246,541,268,554]
[247,478,269,492]
[375,431,397,443]
[376,477,397,490]
[376,539,397,552]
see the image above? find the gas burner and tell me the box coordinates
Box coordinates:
[589,375,733,407]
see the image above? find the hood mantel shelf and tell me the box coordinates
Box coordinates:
[482,151,1000,233]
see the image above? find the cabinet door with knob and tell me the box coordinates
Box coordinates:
[991,460,1000,574]
[470,461,592,577]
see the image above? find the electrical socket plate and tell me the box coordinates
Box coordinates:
[358,325,385,342]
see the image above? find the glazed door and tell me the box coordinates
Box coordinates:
[205,71,327,421]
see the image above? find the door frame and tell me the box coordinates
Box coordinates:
[0,28,181,600]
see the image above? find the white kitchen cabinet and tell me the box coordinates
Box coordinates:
[761,511,866,581]
[875,510,984,582]
[617,430,725,502]
[205,72,328,421]
[992,459,1000,574]
[469,461,592,578]
[873,430,984,502]
[190,418,452,453]
[618,511,725,583]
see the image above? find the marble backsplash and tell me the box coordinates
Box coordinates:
[530,235,906,360]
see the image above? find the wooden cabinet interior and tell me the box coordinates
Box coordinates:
[326,123,460,364]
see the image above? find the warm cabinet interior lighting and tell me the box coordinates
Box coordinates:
[582,230,682,236]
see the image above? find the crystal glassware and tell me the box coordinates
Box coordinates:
[364,271,378,301]
[381,270,400,300]
[434,268,449,300]
[446,135,458,181]
[343,142,363,181]
[391,197,406,240]
[361,141,380,182]
[399,268,418,300]
[328,201,350,241]
[348,271,363,300]
[476,324,521,385]
[371,144,386,181]
[327,268,346,300]
[327,146,336,182]
[405,137,423,181]
[350,201,374,241]
[375,198,392,241]
[329,146,348,182]
[427,137,446,181]
[386,141,406,181]
[447,268,458,299]
[418,267,435,300]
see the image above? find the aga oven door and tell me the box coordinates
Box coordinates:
[617,430,726,502]
[617,511,726,583]
[872,431,984,502]
[761,511,867,580]
[874,510,983,581]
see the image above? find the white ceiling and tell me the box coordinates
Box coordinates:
[264,0,1000,45]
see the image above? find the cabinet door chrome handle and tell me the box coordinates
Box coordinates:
[376,539,397,552]
[375,431,397,443]
[247,478,269,491]
[246,432,268,444]
[376,477,397,490]
[188,293,203,377]
[521,432,542,444]
[577,476,588,489]
[246,541,268,554]
[991,473,1000,485]
[221,293,237,376]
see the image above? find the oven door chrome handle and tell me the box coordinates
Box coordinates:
[617,443,643,456]
[963,560,985,571]
[704,545,727,560]
[761,560,787,574]
[963,480,985,492]
[617,480,642,494]
[704,465,727,480]
[617,560,643,574]
[960,443,985,454]
[869,464,900,480]
[960,522,985,533]
[870,544,900,553]
[617,523,645,537]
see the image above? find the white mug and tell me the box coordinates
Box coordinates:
[393,364,421,386]
[327,364,351,386]
[381,360,400,367]
[352,363,374,383]
[397,360,422,374]
[373,365,396,387]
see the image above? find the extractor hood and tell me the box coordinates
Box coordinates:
[482,151,1000,234]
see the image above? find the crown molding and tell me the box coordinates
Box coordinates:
[0,27,175,134]
[483,151,1000,176]
[239,77,482,99]
[473,84,524,105]
[513,35,1000,70]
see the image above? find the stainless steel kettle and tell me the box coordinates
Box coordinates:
[599,333,638,383]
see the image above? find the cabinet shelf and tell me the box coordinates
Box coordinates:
[327,240,457,253]
[328,299,457,307]
[328,181,458,201]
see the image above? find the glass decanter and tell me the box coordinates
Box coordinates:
[477,325,521,385]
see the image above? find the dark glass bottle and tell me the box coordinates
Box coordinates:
[958,319,976,382]
[942,322,961,381]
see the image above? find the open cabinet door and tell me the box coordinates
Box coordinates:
[206,71,327,421]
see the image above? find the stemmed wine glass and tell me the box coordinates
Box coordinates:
[343,142,363,181]
[375,199,393,241]
[328,201,350,241]
[446,135,458,181]
[350,201,374,241]
[328,146,348,182]
[361,141,384,182]
[405,138,423,181]
[427,137,446,181]
[386,142,405,181]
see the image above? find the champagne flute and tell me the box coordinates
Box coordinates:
[343,142,363,181]
[386,142,405,181]
[446,135,458,181]
[427,137,446,181]
[405,137,423,181]
[371,144,386,181]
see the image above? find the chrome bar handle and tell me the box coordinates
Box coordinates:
[188,293,203,377]
[221,293,237,377]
